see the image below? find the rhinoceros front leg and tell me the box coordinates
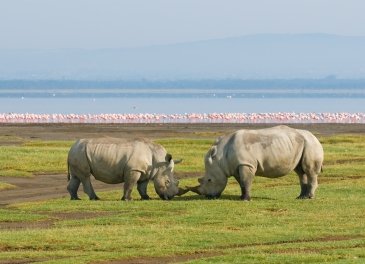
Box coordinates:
[122,170,141,201]
[137,180,150,200]
[237,165,255,201]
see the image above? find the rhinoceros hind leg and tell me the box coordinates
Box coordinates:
[295,167,318,199]
[305,170,318,199]
[67,176,81,200]
[295,167,310,199]
[81,177,99,200]
[237,165,255,201]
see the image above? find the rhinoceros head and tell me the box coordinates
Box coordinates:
[189,145,228,199]
[153,154,184,200]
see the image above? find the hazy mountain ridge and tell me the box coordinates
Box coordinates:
[1,78,365,89]
[1,34,365,80]
[1,78,365,99]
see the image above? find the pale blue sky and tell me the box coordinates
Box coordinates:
[1,0,365,49]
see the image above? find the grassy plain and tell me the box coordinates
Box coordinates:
[0,133,365,263]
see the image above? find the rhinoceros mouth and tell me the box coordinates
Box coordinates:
[205,193,221,199]
[159,194,173,200]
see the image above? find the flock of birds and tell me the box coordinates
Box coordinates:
[1,112,365,123]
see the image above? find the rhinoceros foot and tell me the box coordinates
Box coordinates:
[240,195,251,201]
[140,195,150,200]
[296,195,314,199]
[121,196,133,201]
[89,195,100,201]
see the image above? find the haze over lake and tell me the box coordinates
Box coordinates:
[2,2,365,115]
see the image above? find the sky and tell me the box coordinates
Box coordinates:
[1,0,365,49]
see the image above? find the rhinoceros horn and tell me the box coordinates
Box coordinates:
[176,187,190,196]
[187,185,202,195]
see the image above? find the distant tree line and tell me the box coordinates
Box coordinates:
[1,78,365,90]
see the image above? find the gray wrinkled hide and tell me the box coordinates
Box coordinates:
[67,138,179,200]
[197,125,324,200]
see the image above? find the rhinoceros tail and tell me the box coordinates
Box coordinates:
[67,161,70,182]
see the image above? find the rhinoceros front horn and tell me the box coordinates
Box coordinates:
[176,187,190,196]
[187,185,202,195]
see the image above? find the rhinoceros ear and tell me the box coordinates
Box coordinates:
[173,159,183,164]
[167,159,175,172]
[208,146,217,164]
[210,146,217,159]
[165,153,173,162]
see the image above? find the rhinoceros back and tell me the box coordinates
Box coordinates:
[68,138,158,184]
[224,126,306,178]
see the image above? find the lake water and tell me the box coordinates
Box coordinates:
[0,97,364,114]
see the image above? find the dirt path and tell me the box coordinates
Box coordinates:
[0,174,121,206]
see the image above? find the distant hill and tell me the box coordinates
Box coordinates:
[1,79,365,98]
[1,34,365,79]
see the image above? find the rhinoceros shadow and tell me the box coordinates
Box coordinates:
[174,194,277,201]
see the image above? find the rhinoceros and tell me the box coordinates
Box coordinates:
[67,138,186,201]
[188,125,323,200]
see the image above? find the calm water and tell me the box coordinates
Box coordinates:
[0,97,364,114]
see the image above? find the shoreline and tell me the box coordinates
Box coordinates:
[0,123,364,142]
[1,112,365,124]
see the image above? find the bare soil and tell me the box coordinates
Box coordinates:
[0,174,121,207]
[1,123,365,142]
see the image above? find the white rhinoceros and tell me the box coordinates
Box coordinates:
[188,125,323,200]
[67,138,185,200]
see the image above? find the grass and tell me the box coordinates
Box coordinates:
[156,138,213,173]
[0,141,72,177]
[0,134,365,263]
[0,209,47,222]
[0,139,212,177]
[0,182,16,190]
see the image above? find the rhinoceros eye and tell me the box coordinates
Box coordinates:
[208,179,212,182]
[166,179,171,186]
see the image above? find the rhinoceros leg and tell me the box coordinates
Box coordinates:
[305,170,318,199]
[295,167,309,199]
[137,180,150,200]
[295,166,318,199]
[122,170,141,201]
[67,176,81,200]
[237,165,255,201]
[81,177,100,200]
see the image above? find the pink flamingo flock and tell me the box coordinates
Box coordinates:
[1,112,365,123]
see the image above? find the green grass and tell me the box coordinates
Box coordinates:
[0,182,16,190]
[0,139,211,177]
[320,135,365,178]
[156,138,213,173]
[0,134,365,263]
[0,141,73,177]
[0,209,47,222]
